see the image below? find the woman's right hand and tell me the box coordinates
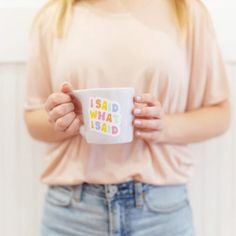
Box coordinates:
[44,82,83,136]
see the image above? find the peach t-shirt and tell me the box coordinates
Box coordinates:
[25,0,229,185]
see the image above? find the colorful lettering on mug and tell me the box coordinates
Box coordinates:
[106,113,112,123]
[89,97,121,136]
[89,110,98,119]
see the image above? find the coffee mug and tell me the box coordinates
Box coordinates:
[71,87,135,144]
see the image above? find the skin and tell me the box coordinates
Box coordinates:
[24,82,230,144]
[24,1,230,143]
[132,93,230,144]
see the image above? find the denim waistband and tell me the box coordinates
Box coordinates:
[82,180,149,196]
[67,180,186,196]
[69,180,151,208]
[48,180,187,209]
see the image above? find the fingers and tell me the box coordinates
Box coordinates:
[133,106,163,119]
[135,130,160,143]
[48,102,75,123]
[44,82,83,136]
[64,116,81,135]
[61,82,82,114]
[133,118,164,130]
[54,112,76,131]
[45,82,74,112]
[132,94,165,144]
[61,82,73,94]
[133,93,163,118]
[134,93,159,106]
[45,93,72,112]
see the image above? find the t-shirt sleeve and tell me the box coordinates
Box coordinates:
[24,23,52,111]
[186,1,230,111]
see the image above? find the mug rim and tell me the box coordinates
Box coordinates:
[73,87,135,93]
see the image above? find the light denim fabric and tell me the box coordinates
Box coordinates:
[40,180,195,236]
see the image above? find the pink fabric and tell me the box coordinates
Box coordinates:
[25,0,229,185]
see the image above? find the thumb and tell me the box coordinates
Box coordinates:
[60,82,73,94]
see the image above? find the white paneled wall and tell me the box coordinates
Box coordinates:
[0,63,47,236]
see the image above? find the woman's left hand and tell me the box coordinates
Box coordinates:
[132,93,167,144]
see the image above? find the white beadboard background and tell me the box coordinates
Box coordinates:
[0,1,236,236]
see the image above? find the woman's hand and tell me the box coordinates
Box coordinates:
[44,82,83,136]
[132,93,167,144]
[132,94,230,145]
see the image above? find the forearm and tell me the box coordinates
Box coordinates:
[24,108,76,143]
[163,101,230,144]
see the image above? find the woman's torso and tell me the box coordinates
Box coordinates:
[41,0,195,185]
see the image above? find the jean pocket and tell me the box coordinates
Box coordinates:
[143,184,188,213]
[45,185,73,207]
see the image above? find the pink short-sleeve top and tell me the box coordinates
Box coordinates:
[25,0,229,185]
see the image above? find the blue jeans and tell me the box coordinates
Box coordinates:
[40,180,195,236]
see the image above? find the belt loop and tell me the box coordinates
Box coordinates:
[72,183,83,202]
[134,181,144,208]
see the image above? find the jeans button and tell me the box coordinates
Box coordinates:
[106,185,118,198]
[110,186,118,193]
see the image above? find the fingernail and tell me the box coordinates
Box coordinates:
[134,120,142,125]
[134,108,141,114]
[135,96,142,101]
[136,131,141,136]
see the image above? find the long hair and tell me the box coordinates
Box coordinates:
[32,0,188,38]
[172,0,188,34]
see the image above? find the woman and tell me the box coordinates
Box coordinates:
[24,0,230,235]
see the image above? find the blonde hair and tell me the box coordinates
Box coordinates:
[172,0,188,34]
[32,0,188,38]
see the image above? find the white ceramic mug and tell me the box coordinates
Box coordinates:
[71,87,135,144]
